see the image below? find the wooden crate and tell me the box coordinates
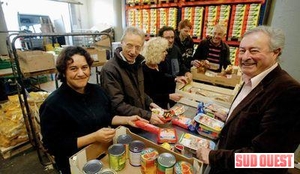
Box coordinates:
[176,81,241,108]
[191,67,242,88]
[0,141,32,159]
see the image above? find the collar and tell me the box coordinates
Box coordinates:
[120,51,135,64]
[243,62,278,90]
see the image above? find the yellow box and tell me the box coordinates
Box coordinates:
[17,50,55,73]
[69,126,203,174]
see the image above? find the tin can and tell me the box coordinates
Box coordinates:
[140,147,159,174]
[174,161,194,174]
[82,159,103,174]
[129,140,145,166]
[157,153,176,174]
[117,134,132,159]
[108,144,126,171]
[100,168,117,174]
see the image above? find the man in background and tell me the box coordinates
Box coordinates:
[192,24,231,73]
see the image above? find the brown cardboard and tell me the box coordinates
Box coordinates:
[69,126,203,174]
[176,81,241,108]
[191,67,242,88]
[84,47,107,63]
[17,50,55,73]
[95,37,111,48]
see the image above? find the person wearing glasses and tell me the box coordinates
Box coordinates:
[100,26,164,125]
[196,26,300,174]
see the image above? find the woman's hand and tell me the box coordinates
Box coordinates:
[127,115,149,127]
[169,93,183,102]
[93,127,116,143]
[175,76,188,84]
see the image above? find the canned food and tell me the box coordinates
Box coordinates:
[174,161,194,174]
[140,147,159,174]
[100,168,117,174]
[108,144,126,171]
[157,153,176,174]
[129,140,145,166]
[82,159,103,174]
[117,134,132,159]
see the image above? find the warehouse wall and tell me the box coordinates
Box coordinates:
[269,0,300,82]
[87,0,300,81]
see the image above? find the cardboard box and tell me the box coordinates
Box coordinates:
[191,67,242,88]
[84,47,107,63]
[69,126,203,174]
[17,50,55,73]
[176,81,241,108]
[95,37,111,48]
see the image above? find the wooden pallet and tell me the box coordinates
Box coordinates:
[0,141,32,159]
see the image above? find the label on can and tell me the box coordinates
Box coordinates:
[108,144,126,171]
[82,159,103,174]
[157,153,176,174]
[129,140,145,166]
[174,161,194,174]
[100,168,117,174]
[117,134,132,159]
[140,147,159,174]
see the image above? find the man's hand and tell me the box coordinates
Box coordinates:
[149,113,164,125]
[196,147,211,164]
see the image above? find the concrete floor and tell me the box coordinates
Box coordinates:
[0,146,59,174]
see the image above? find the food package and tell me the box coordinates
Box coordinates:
[157,128,177,144]
[171,115,192,129]
[178,133,215,151]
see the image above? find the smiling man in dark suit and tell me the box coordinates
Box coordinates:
[196,25,300,174]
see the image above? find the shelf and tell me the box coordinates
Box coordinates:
[126,2,178,9]
[180,0,265,7]
[126,0,265,9]
[193,39,240,47]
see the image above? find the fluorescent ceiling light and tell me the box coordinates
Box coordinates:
[47,0,83,5]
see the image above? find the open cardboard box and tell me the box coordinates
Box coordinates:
[176,81,241,108]
[69,126,203,174]
[191,67,242,88]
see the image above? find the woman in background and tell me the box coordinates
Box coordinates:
[40,46,146,174]
[142,37,185,109]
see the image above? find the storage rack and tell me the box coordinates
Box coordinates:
[125,0,271,65]
[6,32,112,166]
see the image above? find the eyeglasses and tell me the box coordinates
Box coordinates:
[124,43,142,52]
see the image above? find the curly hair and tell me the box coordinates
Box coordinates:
[56,46,94,83]
[141,37,168,64]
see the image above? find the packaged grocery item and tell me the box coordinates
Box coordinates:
[135,120,160,134]
[170,105,186,116]
[172,115,192,129]
[157,128,177,144]
[179,133,215,150]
